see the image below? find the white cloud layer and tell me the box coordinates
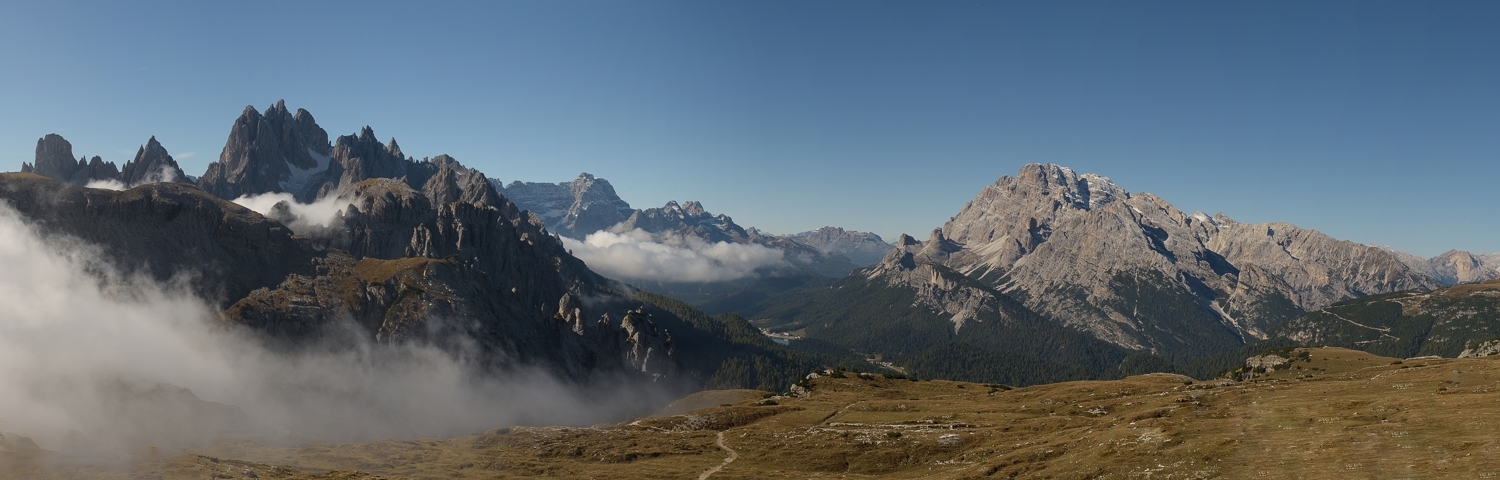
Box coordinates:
[83,179,127,191]
[562,229,785,283]
[230,192,351,233]
[0,202,668,462]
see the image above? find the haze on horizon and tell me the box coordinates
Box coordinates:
[1,1,1496,257]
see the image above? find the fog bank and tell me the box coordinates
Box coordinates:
[230,192,351,233]
[0,201,670,463]
[561,229,786,282]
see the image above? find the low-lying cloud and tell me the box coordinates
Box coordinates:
[230,192,351,233]
[82,165,187,192]
[0,202,670,465]
[83,179,128,191]
[561,229,786,282]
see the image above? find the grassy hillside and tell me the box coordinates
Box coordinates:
[27,347,1500,479]
[1273,278,1500,358]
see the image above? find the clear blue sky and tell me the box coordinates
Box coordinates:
[2,1,1496,256]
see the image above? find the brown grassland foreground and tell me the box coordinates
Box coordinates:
[7,347,1500,479]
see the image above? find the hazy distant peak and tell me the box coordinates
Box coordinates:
[501,172,634,239]
[785,226,895,267]
[682,200,706,216]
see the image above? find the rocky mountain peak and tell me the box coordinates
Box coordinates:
[1430,250,1499,284]
[21,134,124,187]
[499,172,635,239]
[198,101,333,200]
[387,138,403,160]
[613,200,753,245]
[120,136,187,186]
[874,235,920,272]
[27,134,83,182]
[1010,163,1125,211]
[892,162,1440,357]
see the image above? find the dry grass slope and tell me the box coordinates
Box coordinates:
[9,347,1500,479]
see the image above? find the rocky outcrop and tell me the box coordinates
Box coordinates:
[197,100,332,201]
[620,307,675,379]
[862,233,1005,331]
[500,173,635,239]
[1244,354,1288,369]
[1459,339,1500,358]
[786,227,893,267]
[885,163,1439,359]
[21,134,121,186]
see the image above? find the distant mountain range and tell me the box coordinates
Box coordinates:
[1379,247,1500,284]
[498,173,893,282]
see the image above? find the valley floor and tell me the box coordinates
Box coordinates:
[8,347,1500,479]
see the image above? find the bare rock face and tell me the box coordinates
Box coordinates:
[198,100,332,201]
[500,173,635,239]
[890,163,1440,359]
[787,227,893,267]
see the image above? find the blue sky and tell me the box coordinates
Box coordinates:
[1,1,1495,256]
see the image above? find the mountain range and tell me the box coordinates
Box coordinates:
[9,100,1499,393]
[6,101,858,398]
[696,163,1496,383]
